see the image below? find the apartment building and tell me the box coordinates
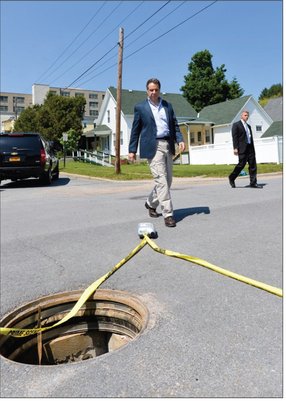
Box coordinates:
[0,84,105,131]
[1,91,32,115]
[32,84,105,118]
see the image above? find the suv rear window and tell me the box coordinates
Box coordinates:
[0,135,42,152]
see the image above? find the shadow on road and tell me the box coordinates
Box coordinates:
[0,177,70,190]
[174,206,210,222]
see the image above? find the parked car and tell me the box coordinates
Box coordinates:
[0,132,60,185]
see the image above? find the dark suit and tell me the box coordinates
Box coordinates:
[229,120,257,185]
[129,99,183,158]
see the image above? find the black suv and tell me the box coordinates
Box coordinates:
[0,132,60,185]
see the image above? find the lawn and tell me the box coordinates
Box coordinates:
[60,159,283,181]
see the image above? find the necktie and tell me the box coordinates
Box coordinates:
[244,123,251,144]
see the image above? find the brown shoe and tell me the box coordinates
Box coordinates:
[164,216,176,227]
[145,202,159,218]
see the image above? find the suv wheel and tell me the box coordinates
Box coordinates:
[40,168,52,185]
[52,164,59,180]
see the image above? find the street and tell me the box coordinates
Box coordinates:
[0,173,283,397]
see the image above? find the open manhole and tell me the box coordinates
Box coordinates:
[0,289,148,365]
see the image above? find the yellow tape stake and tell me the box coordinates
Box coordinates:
[144,236,283,298]
[0,237,148,338]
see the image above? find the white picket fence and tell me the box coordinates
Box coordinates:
[72,137,282,167]
[72,149,113,166]
[185,136,283,165]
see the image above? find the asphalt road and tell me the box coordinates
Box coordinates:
[0,172,282,397]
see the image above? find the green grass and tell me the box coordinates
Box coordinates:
[60,159,283,180]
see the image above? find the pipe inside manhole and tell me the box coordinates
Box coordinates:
[0,289,148,365]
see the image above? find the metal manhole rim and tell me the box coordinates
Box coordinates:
[0,288,149,367]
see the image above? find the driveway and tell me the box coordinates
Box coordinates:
[0,173,282,397]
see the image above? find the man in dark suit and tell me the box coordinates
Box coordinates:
[228,110,260,188]
[128,78,185,227]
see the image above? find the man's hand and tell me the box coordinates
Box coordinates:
[178,142,185,152]
[128,152,136,162]
[233,149,238,156]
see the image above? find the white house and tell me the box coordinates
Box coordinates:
[194,95,273,144]
[177,95,282,165]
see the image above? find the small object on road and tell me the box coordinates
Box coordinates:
[138,222,157,239]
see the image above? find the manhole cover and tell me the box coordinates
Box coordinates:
[0,289,148,365]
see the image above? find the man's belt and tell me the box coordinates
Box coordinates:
[156,136,170,140]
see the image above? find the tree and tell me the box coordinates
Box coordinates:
[181,50,244,112]
[258,83,282,104]
[14,92,86,143]
[13,104,41,132]
[60,128,81,153]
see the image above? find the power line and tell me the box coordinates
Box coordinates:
[50,1,145,86]
[65,45,118,89]
[49,1,123,84]
[64,0,172,88]
[124,0,171,40]
[76,1,185,85]
[124,1,218,62]
[74,1,218,88]
[35,1,107,83]
[125,1,186,51]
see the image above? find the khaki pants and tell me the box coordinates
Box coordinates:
[147,140,173,218]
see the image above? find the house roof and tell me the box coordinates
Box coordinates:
[108,86,197,119]
[94,124,112,136]
[197,95,252,125]
[263,97,283,122]
[261,121,283,138]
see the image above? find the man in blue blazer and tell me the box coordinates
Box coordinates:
[128,78,185,227]
[228,110,259,188]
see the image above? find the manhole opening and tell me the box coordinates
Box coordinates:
[0,289,148,366]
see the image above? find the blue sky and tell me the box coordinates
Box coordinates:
[0,0,282,100]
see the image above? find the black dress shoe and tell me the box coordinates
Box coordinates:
[228,177,236,188]
[250,183,261,188]
[145,202,159,217]
[164,216,176,227]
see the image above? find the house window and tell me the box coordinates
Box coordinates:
[75,92,84,97]
[107,110,110,123]
[90,110,98,117]
[89,102,98,108]
[0,96,8,102]
[197,132,202,142]
[205,129,210,143]
[190,132,195,144]
[0,105,8,111]
[61,91,70,97]
[89,94,98,99]
[256,125,262,132]
[113,132,123,146]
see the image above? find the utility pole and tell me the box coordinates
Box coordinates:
[13,97,18,120]
[115,27,124,174]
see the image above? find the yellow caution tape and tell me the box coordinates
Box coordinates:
[144,236,283,298]
[0,235,282,338]
[0,238,148,338]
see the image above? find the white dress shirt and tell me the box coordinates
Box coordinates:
[148,98,170,138]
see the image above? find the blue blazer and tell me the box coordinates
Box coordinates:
[129,99,184,159]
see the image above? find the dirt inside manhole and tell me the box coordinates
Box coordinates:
[0,289,148,365]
